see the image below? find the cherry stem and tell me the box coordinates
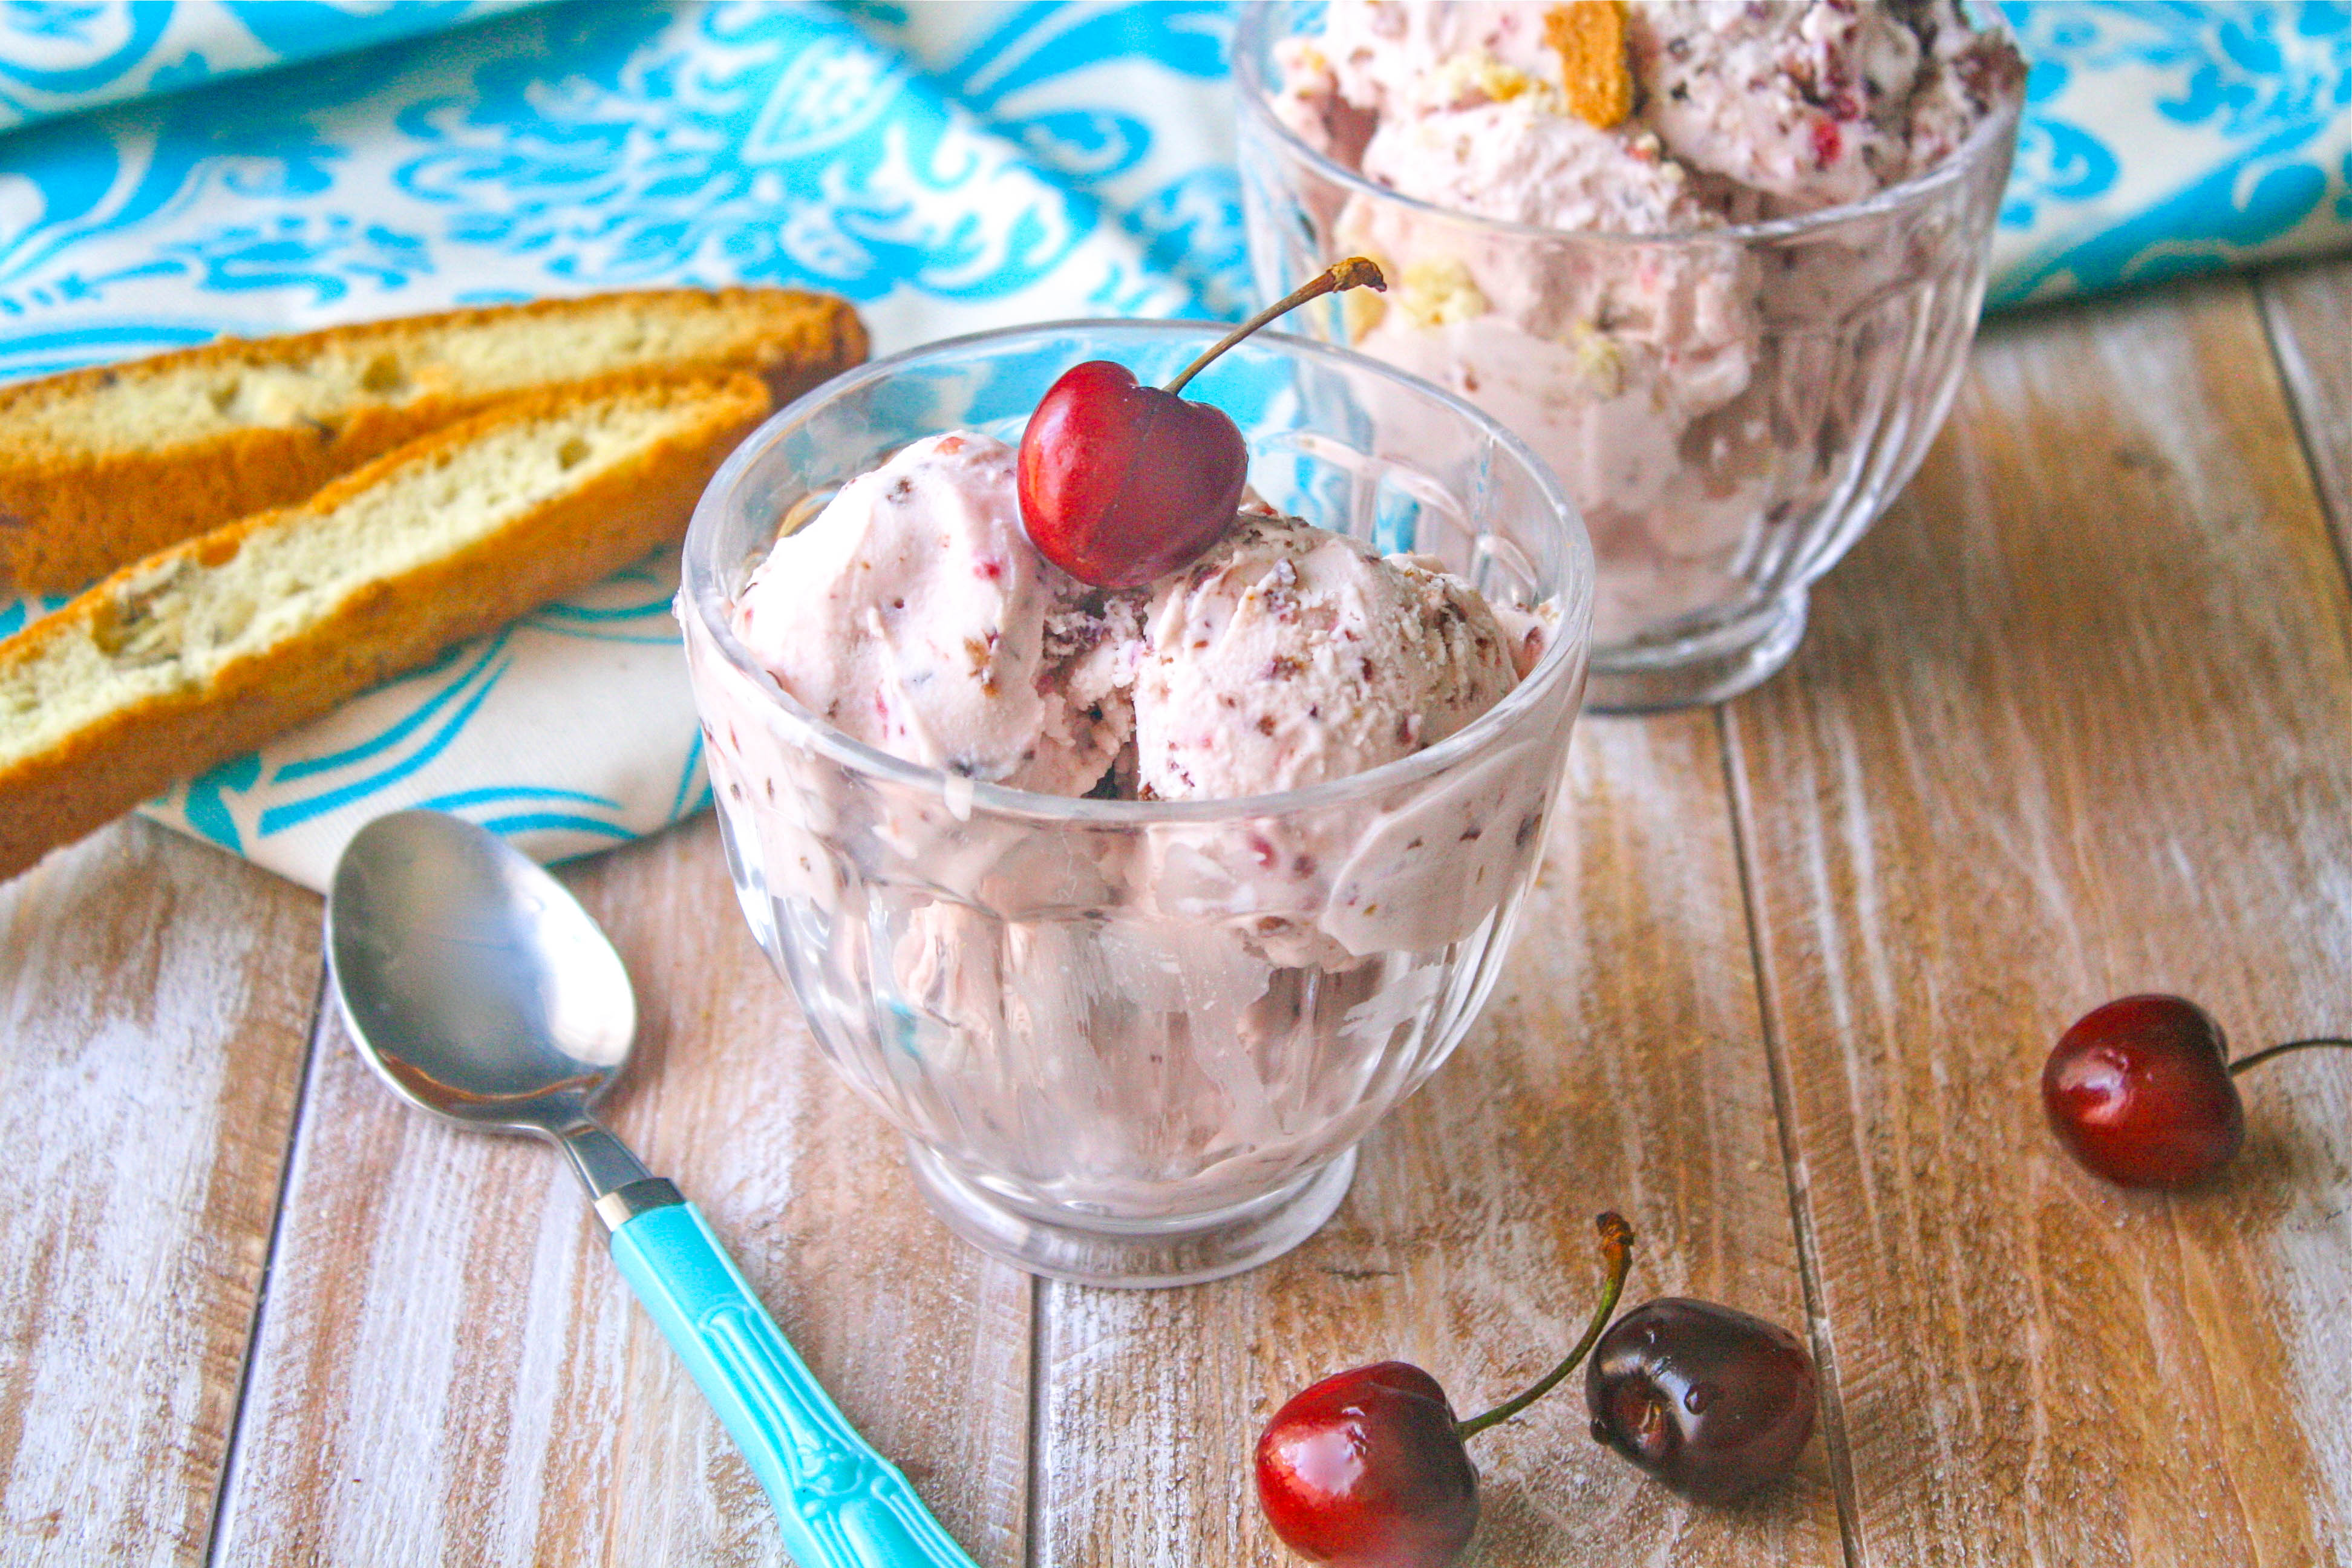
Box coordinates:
[2229,1037,2352,1075]
[1455,1211,1635,1442]
[1161,257,1387,397]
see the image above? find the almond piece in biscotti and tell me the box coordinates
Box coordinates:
[1546,1,1635,129]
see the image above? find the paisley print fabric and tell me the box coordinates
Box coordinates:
[1,1,2344,887]
[0,1,544,132]
[1991,1,2351,306]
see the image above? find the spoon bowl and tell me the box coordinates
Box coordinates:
[328,809,635,1136]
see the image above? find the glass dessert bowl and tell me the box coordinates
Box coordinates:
[1235,1,2024,711]
[679,322,1591,1287]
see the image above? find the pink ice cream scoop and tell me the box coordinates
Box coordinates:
[1134,513,1521,800]
[730,431,1135,796]
[1629,0,2019,212]
[1284,0,2018,229]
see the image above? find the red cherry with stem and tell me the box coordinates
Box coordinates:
[1018,258,1385,589]
[1584,1298,1818,1501]
[1253,1362,1475,1568]
[2043,995,2238,1187]
[1016,358,1242,589]
[2042,993,2351,1188]
[1253,1213,1633,1567]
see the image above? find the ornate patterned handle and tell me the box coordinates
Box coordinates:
[609,1201,981,1568]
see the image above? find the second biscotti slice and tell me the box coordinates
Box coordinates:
[0,287,863,595]
[0,372,770,884]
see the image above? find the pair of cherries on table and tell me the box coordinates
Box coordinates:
[1255,1217,1818,1568]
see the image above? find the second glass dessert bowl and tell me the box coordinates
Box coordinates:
[679,322,1592,1287]
[1233,2,2022,711]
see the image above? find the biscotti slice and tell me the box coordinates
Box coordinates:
[0,372,770,884]
[0,287,862,595]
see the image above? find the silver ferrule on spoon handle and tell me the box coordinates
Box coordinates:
[593,1177,687,1230]
[555,1120,687,1229]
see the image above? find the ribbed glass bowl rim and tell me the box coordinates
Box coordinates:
[1231,2,2024,247]
[679,318,1594,828]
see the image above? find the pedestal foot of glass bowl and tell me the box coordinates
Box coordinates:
[1586,589,1809,713]
[903,1142,1359,1289]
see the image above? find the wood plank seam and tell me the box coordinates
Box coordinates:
[1024,1271,1046,1568]
[1718,705,1867,1568]
[203,961,333,1568]
[2253,271,2352,604]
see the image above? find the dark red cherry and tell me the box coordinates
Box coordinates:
[1017,359,1247,589]
[1585,1298,1817,1501]
[2043,995,2242,1187]
[1254,1362,1478,1568]
[2042,994,2350,1188]
[1018,258,1383,589]
[1255,1214,1633,1567]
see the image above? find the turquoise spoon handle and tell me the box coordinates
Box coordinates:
[609,1200,981,1567]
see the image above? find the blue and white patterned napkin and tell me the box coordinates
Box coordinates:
[0,1,546,132]
[1,1,2346,889]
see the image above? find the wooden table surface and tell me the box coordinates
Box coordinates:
[4,257,2350,1568]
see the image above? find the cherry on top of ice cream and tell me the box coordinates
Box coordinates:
[1017,259,1386,590]
[1016,359,1249,590]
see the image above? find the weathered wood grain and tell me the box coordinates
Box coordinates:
[0,823,319,1566]
[1032,716,1846,1566]
[2259,257,2352,557]
[1723,274,2352,1566]
[208,817,1031,1567]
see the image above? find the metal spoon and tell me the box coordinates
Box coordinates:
[327,809,978,1568]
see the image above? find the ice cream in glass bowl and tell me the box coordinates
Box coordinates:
[678,321,1591,1287]
[1237,0,2025,710]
